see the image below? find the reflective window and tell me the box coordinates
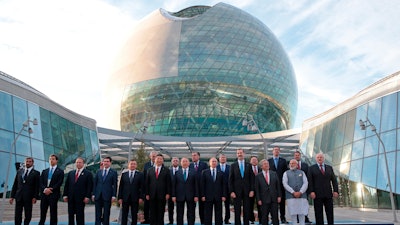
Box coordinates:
[361,156,377,187]
[40,108,53,145]
[28,102,42,141]
[351,139,364,160]
[380,130,396,153]
[0,130,13,151]
[364,136,378,157]
[354,105,367,141]
[366,99,382,137]
[15,135,30,156]
[13,97,28,135]
[31,139,44,160]
[0,92,13,131]
[349,159,362,182]
[376,152,396,191]
[381,93,397,132]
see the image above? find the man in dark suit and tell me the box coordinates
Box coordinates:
[249,156,262,224]
[229,148,255,225]
[217,153,231,224]
[92,156,118,225]
[189,151,208,224]
[63,157,93,225]
[146,153,171,225]
[268,146,288,223]
[308,153,338,225]
[168,157,180,224]
[118,159,144,225]
[201,157,226,225]
[9,157,40,225]
[294,150,311,223]
[255,160,281,225]
[142,151,157,224]
[38,154,64,225]
[172,157,198,225]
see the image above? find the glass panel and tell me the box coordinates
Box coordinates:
[27,102,42,141]
[0,91,13,131]
[12,97,29,136]
[349,159,362,182]
[366,99,382,137]
[0,151,16,195]
[15,135,30,157]
[363,186,378,208]
[350,181,362,207]
[380,130,396,153]
[40,108,53,145]
[364,136,378,157]
[377,152,396,191]
[51,113,62,148]
[397,152,400,193]
[361,156,377,187]
[90,130,100,162]
[43,143,55,161]
[381,93,397,132]
[344,110,356,145]
[378,190,392,209]
[0,130,13,151]
[351,139,364,160]
[34,159,46,173]
[31,139,45,160]
[354,105,367,141]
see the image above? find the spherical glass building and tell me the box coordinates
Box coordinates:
[108,2,297,137]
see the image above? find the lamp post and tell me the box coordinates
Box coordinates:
[127,118,154,162]
[359,118,398,222]
[242,115,268,159]
[0,118,38,223]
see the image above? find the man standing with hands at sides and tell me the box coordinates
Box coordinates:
[146,153,171,225]
[142,151,157,224]
[10,157,40,225]
[201,157,226,225]
[268,146,288,223]
[168,157,180,224]
[38,154,64,225]
[249,156,261,224]
[63,157,93,225]
[307,153,338,225]
[217,153,231,224]
[282,160,308,225]
[294,150,311,223]
[93,157,118,225]
[189,151,207,224]
[118,159,144,225]
[172,157,198,225]
[229,148,255,225]
[255,160,281,225]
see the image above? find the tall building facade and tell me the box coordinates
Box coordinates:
[0,71,99,194]
[106,3,297,137]
[300,71,400,209]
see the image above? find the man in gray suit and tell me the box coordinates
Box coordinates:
[255,159,281,225]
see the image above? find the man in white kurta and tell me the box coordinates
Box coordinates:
[282,159,308,225]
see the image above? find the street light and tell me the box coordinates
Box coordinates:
[127,118,155,162]
[242,115,268,159]
[0,118,38,223]
[359,118,398,222]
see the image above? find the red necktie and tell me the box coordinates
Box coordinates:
[320,164,325,175]
[253,166,257,175]
[265,171,269,184]
[156,167,159,179]
[297,162,300,170]
[75,169,79,182]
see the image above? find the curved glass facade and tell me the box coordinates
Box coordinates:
[0,71,99,194]
[300,72,400,209]
[110,3,297,137]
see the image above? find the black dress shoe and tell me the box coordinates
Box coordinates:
[224,221,231,224]
[281,218,288,224]
[305,217,312,223]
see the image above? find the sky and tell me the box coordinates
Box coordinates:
[1,0,400,129]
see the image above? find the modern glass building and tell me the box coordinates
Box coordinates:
[106,2,297,137]
[0,71,100,195]
[300,71,400,209]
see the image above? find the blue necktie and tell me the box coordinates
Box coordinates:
[48,167,54,180]
[240,162,244,178]
[184,169,187,181]
[274,158,278,169]
[212,169,216,181]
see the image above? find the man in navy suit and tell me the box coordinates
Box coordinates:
[201,157,226,225]
[168,157,180,224]
[142,151,157,224]
[189,151,208,224]
[9,157,40,225]
[172,157,198,225]
[268,146,288,223]
[249,156,262,224]
[255,160,281,225]
[294,150,311,223]
[118,159,144,225]
[217,154,231,224]
[229,148,255,225]
[63,157,93,225]
[93,156,118,225]
[38,154,64,225]
[308,153,338,225]
[146,153,171,225]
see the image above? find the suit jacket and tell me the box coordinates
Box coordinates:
[11,168,40,201]
[63,168,93,201]
[93,168,118,201]
[40,166,64,199]
[298,161,309,174]
[217,164,230,193]
[189,161,208,179]
[229,161,254,198]
[307,163,338,198]
[146,165,171,200]
[118,170,144,202]
[201,168,226,201]
[172,168,198,202]
[255,170,281,204]
[143,161,154,180]
[268,157,288,181]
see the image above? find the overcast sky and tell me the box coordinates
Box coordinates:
[1,0,400,129]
